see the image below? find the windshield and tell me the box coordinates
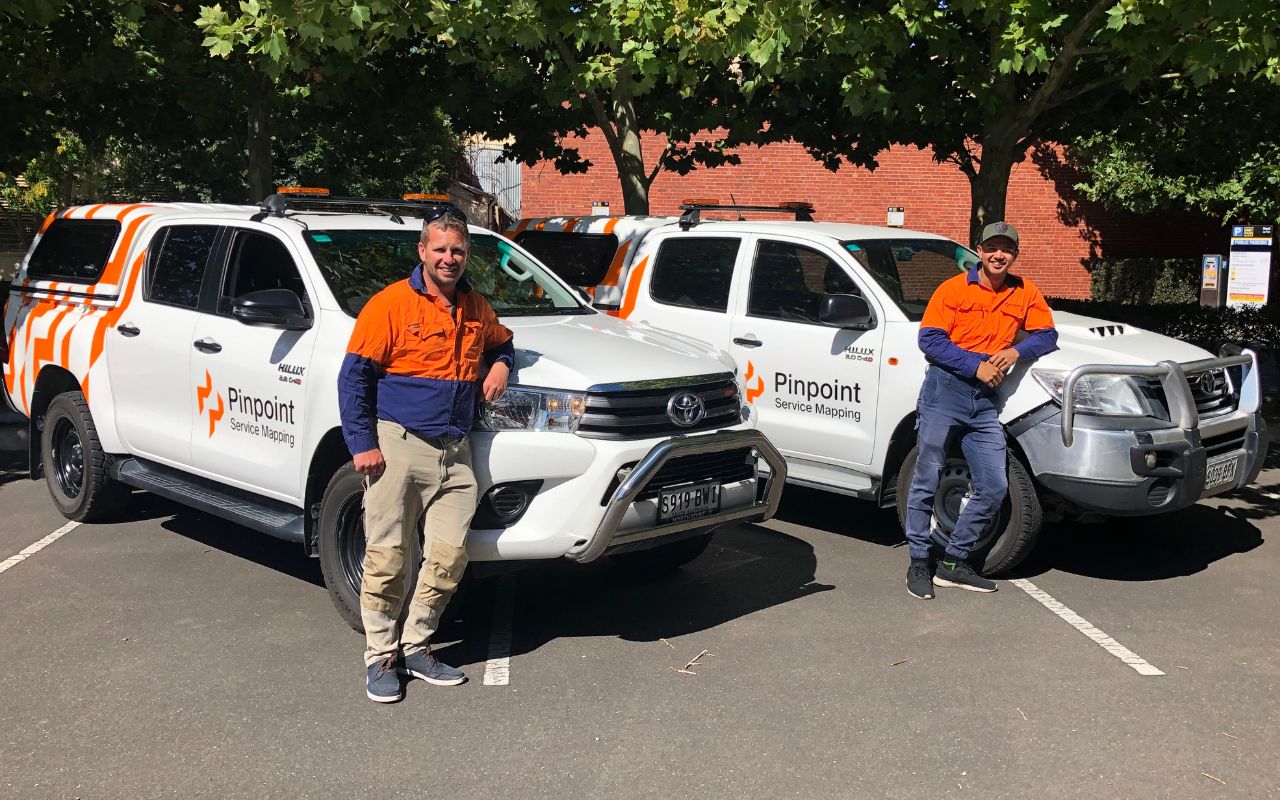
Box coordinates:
[304,229,589,318]
[843,238,980,321]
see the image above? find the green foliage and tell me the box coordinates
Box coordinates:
[1069,80,1280,221]
[1088,257,1200,305]
[2,2,458,207]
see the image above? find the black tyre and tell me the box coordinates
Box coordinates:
[895,446,1041,575]
[611,530,715,572]
[40,391,129,521]
[317,462,370,632]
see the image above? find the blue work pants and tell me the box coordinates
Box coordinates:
[905,366,1008,561]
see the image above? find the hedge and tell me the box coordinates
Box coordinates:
[1047,298,1278,354]
[1088,257,1200,305]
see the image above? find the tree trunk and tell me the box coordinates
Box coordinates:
[246,75,273,202]
[966,133,1019,248]
[608,83,651,215]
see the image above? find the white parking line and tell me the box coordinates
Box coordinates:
[0,521,83,576]
[482,575,516,686]
[1010,578,1165,676]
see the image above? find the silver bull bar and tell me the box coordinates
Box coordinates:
[566,429,788,563]
[1061,350,1260,447]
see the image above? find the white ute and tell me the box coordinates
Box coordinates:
[1,193,785,629]
[510,202,1267,574]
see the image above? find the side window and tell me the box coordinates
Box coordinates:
[26,219,121,283]
[514,231,619,287]
[649,237,739,312]
[219,230,309,315]
[147,225,219,309]
[748,240,856,323]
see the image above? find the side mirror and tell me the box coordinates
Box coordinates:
[232,288,311,330]
[819,293,875,330]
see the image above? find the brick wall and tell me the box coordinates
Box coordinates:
[522,133,1222,299]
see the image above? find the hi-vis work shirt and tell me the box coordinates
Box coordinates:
[918,268,1058,379]
[339,265,515,454]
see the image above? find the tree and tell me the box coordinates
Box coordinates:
[1067,79,1280,223]
[752,0,1280,245]
[0,1,457,209]
[197,0,778,214]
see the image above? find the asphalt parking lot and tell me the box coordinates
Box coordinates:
[1,445,1278,799]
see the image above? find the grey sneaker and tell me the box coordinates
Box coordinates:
[399,650,467,686]
[934,557,997,592]
[366,655,403,703]
[906,558,934,600]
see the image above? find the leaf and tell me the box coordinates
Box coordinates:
[350,4,371,28]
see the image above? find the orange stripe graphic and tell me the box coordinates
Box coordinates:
[561,217,580,233]
[603,218,620,234]
[511,219,531,235]
[97,212,153,286]
[81,204,107,219]
[617,255,649,319]
[83,251,146,397]
[599,240,632,288]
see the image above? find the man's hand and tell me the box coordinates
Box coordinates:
[975,360,1004,389]
[482,361,510,402]
[353,448,385,478]
[988,347,1020,373]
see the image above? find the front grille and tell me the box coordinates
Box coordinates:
[1137,366,1237,420]
[1202,429,1247,457]
[601,447,757,504]
[577,374,741,440]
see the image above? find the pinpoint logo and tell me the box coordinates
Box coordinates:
[196,369,225,437]
[744,361,765,404]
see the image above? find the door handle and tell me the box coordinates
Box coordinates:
[116,324,140,337]
[193,338,222,354]
[733,336,763,348]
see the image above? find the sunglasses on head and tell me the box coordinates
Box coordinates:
[424,204,468,225]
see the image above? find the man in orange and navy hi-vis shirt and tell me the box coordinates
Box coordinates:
[339,207,514,702]
[904,221,1057,600]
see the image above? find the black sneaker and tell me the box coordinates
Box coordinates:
[906,558,934,600]
[934,558,997,593]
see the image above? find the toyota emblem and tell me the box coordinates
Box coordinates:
[1195,370,1224,396]
[666,391,706,427]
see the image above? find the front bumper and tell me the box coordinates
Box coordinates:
[1022,408,1265,516]
[1019,351,1266,516]
[465,428,787,561]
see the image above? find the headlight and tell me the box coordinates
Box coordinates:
[478,386,587,432]
[1031,369,1152,416]
[734,370,752,422]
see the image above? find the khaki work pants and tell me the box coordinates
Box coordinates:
[361,420,477,666]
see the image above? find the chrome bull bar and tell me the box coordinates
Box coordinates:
[566,429,788,563]
[1061,350,1260,447]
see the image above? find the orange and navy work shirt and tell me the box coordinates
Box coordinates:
[918,268,1057,379]
[339,265,514,454]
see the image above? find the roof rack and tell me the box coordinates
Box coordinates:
[677,201,815,229]
[252,193,460,223]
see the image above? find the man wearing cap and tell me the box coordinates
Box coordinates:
[903,221,1057,599]
[340,206,514,701]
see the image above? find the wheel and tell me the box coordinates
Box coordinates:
[895,446,1041,575]
[40,391,130,521]
[611,530,715,572]
[317,462,371,632]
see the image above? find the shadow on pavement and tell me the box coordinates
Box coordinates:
[435,523,833,665]
[772,484,905,546]
[0,448,28,487]
[151,495,326,589]
[1014,500,1264,581]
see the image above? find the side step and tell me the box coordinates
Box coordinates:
[111,457,305,544]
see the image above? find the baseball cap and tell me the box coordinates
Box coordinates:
[980,221,1019,246]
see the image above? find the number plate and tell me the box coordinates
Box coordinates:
[658,482,721,524]
[1205,455,1239,491]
